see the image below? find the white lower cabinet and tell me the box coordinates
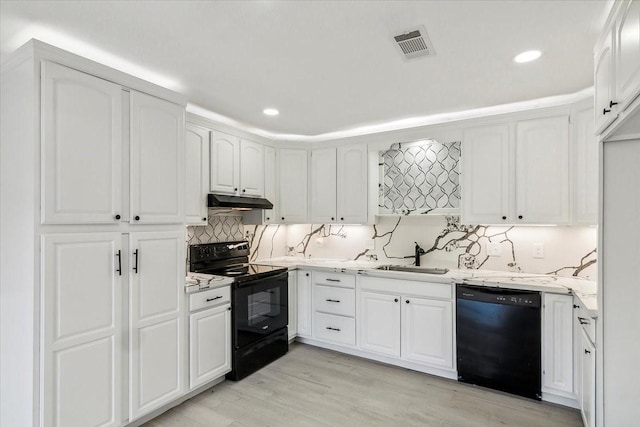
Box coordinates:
[189,300,231,390]
[542,293,574,397]
[296,270,313,337]
[359,291,401,357]
[129,231,185,420]
[42,233,123,427]
[580,328,596,427]
[288,271,298,340]
[402,297,453,368]
[356,277,454,372]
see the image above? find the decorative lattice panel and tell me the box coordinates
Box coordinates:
[380,140,460,214]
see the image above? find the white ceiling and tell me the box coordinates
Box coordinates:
[0,1,611,141]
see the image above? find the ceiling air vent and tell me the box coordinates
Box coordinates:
[393,26,435,60]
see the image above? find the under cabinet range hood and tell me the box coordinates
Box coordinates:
[207,194,273,210]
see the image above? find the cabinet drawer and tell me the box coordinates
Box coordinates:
[313,284,355,317]
[313,271,355,289]
[189,286,231,312]
[313,312,355,346]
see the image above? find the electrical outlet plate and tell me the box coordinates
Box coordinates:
[486,242,502,257]
[364,239,375,250]
[533,243,544,259]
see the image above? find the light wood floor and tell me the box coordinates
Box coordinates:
[143,343,582,427]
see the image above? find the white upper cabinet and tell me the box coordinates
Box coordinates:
[461,125,511,224]
[263,146,278,223]
[462,116,569,225]
[210,130,240,195]
[310,147,337,223]
[616,0,640,112]
[595,26,617,134]
[185,123,210,225]
[210,132,264,197]
[595,0,640,135]
[573,107,598,225]
[129,230,185,420]
[41,61,123,224]
[337,144,368,224]
[279,148,308,223]
[42,232,123,427]
[239,139,264,197]
[130,91,185,224]
[515,116,570,224]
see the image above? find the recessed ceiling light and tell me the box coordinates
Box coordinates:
[263,108,279,116]
[514,50,542,63]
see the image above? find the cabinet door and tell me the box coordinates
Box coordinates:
[42,233,122,427]
[129,231,185,420]
[41,61,122,224]
[461,125,511,224]
[279,149,308,223]
[288,271,298,340]
[337,144,368,224]
[210,131,239,195]
[402,298,453,368]
[130,91,184,224]
[573,108,598,225]
[310,147,337,223]
[189,304,231,390]
[185,124,209,225]
[263,146,278,224]
[239,140,264,197]
[543,293,574,395]
[616,0,640,112]
[358,291,400,357]
[580,329,596,427]
[595,26,617,134]
[296,271,312,337]
[515,116,570,224]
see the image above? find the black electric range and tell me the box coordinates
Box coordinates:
[188,241,289,380]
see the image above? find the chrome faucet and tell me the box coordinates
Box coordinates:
[415,242,426,266]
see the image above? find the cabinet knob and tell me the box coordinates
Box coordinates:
[115,214,121,220]
[242,189,246,193]
[518,215,523,220]
[584,349,591,355]
[134,215,140,221]
[281,217,285,220]
[305,273,309,277]
[405,299,410,304]
[203,217,207,221]
[394,298,398,303]
[502,216,507,220]
[234,188,238,192]
[266,217,270,220]
[331,217,335,221]
[340,217,344,221]
[609,100,618,108]
[603,108,611,115]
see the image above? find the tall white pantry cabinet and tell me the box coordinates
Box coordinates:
[0,41,187,427]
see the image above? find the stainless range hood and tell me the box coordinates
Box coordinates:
[207,194,273,210]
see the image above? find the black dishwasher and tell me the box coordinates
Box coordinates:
[456,284,541,400]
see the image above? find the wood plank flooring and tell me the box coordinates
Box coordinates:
[143,343,582,427]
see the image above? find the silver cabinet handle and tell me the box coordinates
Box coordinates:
[325,299,341,303]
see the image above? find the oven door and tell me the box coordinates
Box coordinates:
[233,272,288,349]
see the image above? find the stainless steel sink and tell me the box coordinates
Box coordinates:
[376,265,449,274]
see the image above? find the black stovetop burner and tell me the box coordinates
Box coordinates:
[189,241,287,284]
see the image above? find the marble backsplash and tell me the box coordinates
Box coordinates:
[187,213,597,279]
[243,216,597,279]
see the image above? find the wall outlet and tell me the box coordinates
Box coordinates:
[486,242,502,257]
[533,243,545,259]
[364,239,375,250]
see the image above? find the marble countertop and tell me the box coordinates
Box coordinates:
[253,256,598,317]
[185,273,234,294]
